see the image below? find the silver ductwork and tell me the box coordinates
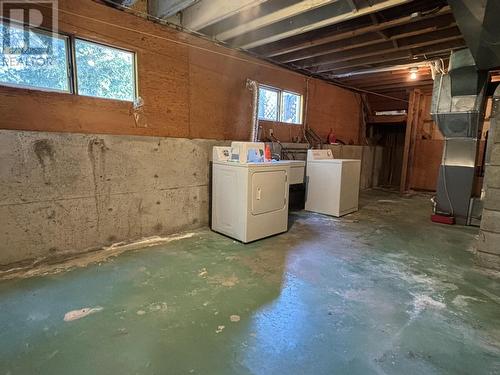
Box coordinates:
[431,48,488,224]
[448,0,500,71]
[246,79,259,142]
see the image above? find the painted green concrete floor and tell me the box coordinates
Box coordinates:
[1,190,499,375]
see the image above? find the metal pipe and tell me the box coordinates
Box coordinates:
[332,61,435,78]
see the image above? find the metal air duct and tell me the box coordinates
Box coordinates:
[431,48,488,224]
[448,0,500,71]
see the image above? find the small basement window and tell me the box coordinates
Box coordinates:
[0,22,71,92]
[75,39,136,102]
[257,84,303,124]
[281,91,302,124]
[258,86,279,121]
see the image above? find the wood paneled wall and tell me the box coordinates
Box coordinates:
[0,0,362,143]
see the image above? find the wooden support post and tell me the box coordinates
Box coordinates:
[359,94,372,145]
[406,91,422,191]
[400,89,422,193]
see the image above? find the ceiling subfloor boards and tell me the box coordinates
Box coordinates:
[158,0,463,92]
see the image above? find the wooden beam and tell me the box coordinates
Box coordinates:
[181,0,270,31]
[331,59,444,78]
[361,80,435,91]
[238,0,411,49]
[314,39,465,73]
[259,5,451,57]
[400,89,421,193]
[346,71,432,81]
[331,59,448,76]
[215,0,338,41]
[339,68,432,82]
[406,92,423,191]
[275,33,383,63]
[295,27,461,69]
[350,76,433,89]
[368,114,407,123]
[340,72,432,86]
[369,84,434,94]
[296,40,396,68]
[382,13,455,39]
[275,14,456,64]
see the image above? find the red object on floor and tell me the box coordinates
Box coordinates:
[431,214,455,225]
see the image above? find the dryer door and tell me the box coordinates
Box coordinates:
[251,170,287,215]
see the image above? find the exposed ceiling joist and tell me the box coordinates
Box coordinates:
[340,70,432,84]
[276,14,456,64]
[258,5,451,57]
[316,39,465,73]
[296,28,461,69]
[235,0,412,50]
[276,33,382,63]
[181,0,269,31]
[365,79,434,91]
[332,60,438,78]
[351,74,433,88]
[139,0,461,93]
[215,0,339,42]
[330,58,446,76]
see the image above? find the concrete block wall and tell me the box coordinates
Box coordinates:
[477,96,500,270]
[0,130,227,267]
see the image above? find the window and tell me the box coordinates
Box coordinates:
[0,20,137,101]
[257,84,303,124]
[258,86,279,121]
[75,39,136,102]
[0,22,70,92]
[281,91,302,124]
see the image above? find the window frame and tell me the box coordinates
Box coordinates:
[0,19,74,94]
[0,19,138,102]
[280,90,303,125]
[257,84,280,122]
[257,83,303,125]
[72,36,138,102]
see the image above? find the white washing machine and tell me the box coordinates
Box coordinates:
[212,145,291,243]
[305,149,361,217]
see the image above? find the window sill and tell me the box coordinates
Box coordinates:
[258,119,303,126]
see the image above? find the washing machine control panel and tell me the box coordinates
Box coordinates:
[308,149,333,160]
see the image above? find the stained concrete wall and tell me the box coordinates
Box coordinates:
[0,130,384,267]
[0,129,227,267]
[477,92,500,270]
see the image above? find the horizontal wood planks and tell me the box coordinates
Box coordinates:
[0,0,362,143]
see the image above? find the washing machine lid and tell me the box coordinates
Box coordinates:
[307,158,360,164]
